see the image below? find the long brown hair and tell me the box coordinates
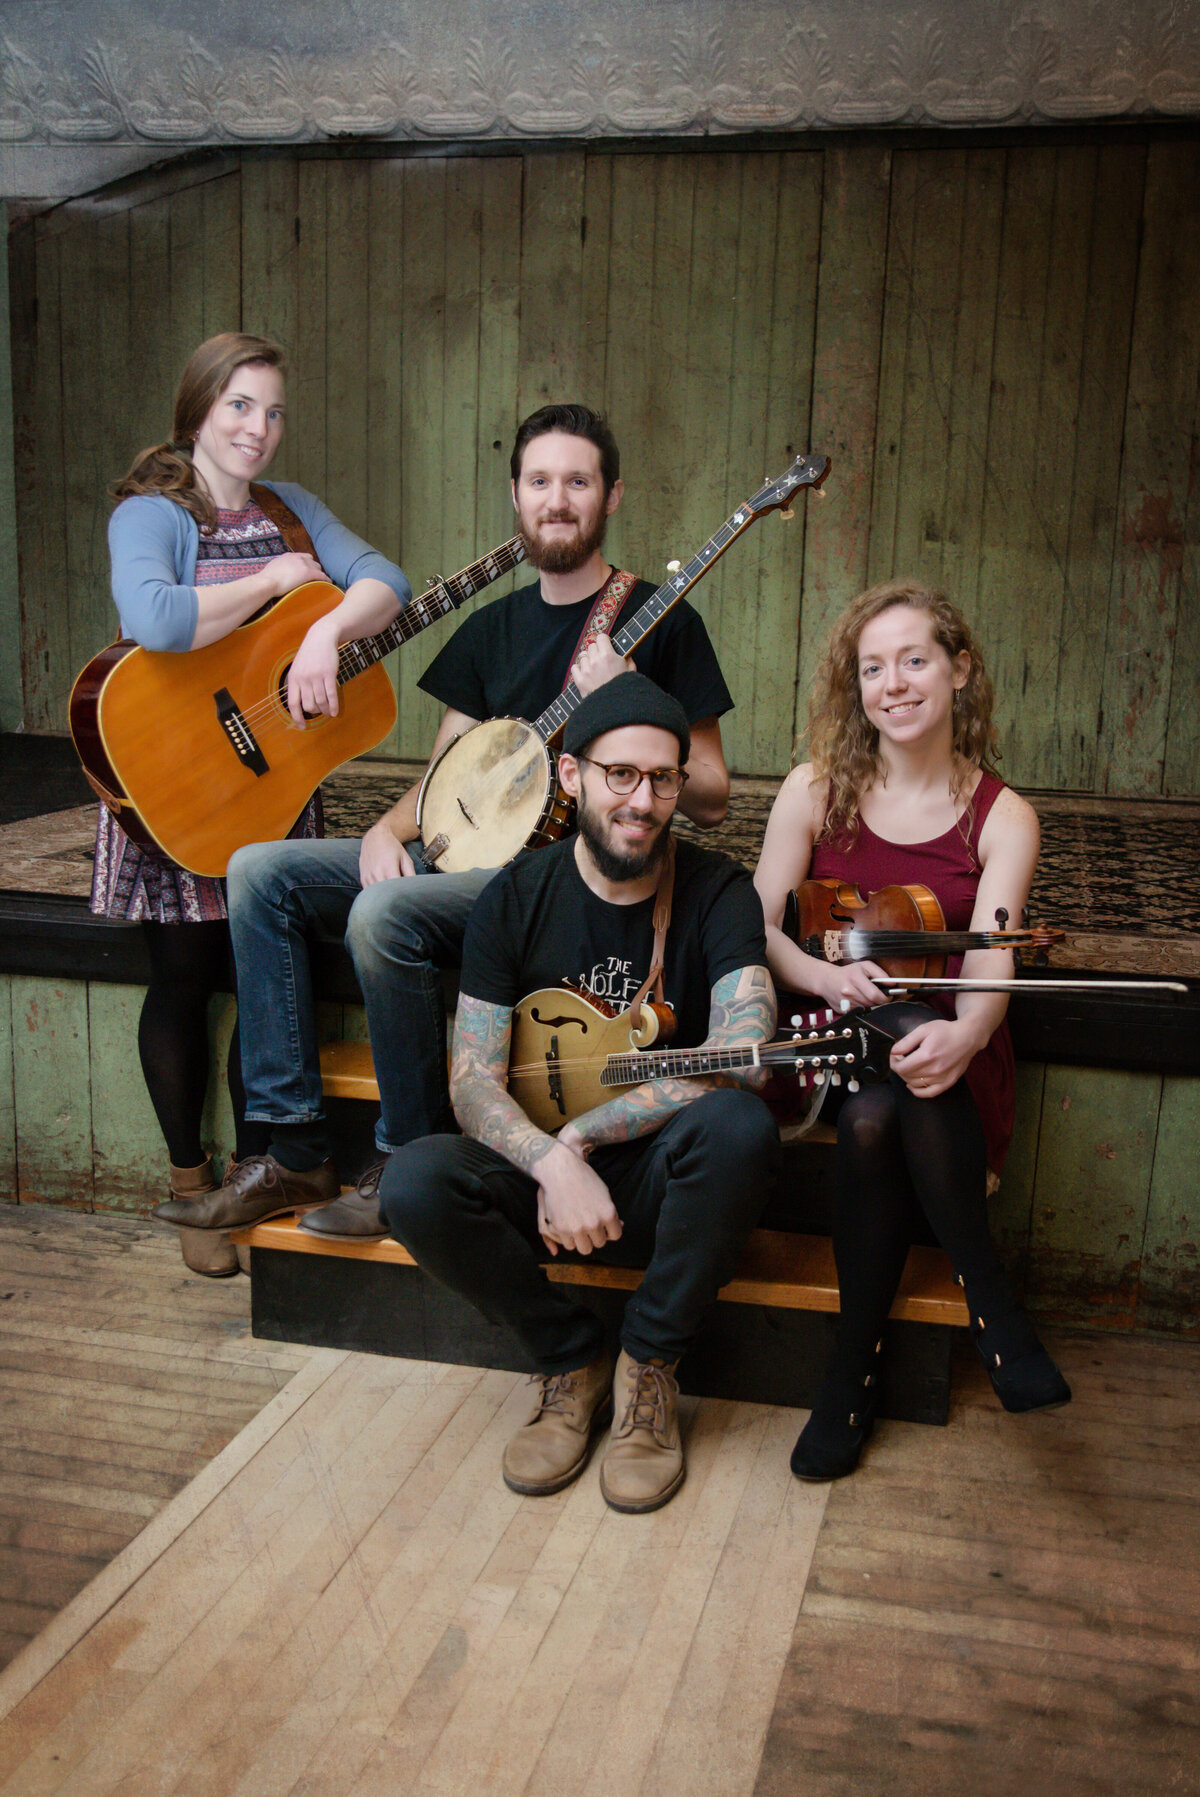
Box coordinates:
[805,579,999,843]
[111,332,287,532]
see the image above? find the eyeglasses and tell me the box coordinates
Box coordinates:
[577,757,689,800]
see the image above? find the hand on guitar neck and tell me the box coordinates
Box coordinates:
[284,575,404,727]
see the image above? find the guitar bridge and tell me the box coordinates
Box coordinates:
[214,688,269,777]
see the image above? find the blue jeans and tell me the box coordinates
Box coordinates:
[226,838,497,1154]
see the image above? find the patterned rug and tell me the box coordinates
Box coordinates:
[1,758,1197,975]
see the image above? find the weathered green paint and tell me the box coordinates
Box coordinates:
[200,993,238,1173]
[0,976,15,1202]
[0,202,21,732]
[1097,140,1200,797]
[800,144,891,728]
[9,135,1200,794]
[11,976,94,1209]
[1027,1064,1162,1326]
[87,982,166,1213]
[1139,1076,1200,1336]
[0,971,1195,1330]
[991,1058,1046,1285]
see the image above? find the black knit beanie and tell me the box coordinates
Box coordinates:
[561,672,691,764]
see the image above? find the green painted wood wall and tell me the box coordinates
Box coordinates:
[0,201,20,731]
[8,134,1200,793]
[0,971,1195,1334]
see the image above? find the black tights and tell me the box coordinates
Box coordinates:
[828,1003,1016,1375]
[139,920,271,1169]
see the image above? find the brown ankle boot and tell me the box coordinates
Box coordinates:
[502,1353,613,1495]
[166,1160,239,1278]
[600,1349,685,1514]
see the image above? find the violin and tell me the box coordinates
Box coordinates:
[782,878,1064,980]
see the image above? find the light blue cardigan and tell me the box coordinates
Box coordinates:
[107,481,411,652]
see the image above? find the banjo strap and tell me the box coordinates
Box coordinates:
[561,567,639,690]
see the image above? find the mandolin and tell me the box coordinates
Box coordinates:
[70,534,526,877]
[508,983,892,1134]
[416,451,831,875]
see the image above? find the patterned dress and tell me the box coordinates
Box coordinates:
[89,499,323,924]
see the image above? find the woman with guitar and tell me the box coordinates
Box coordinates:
[91,331,409,1275]
[754,579,1070,1481]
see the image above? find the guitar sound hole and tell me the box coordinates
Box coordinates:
[276,663,321,722]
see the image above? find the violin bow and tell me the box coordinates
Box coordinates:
[870,976,1188,995]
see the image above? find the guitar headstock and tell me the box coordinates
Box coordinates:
[744,452,831,519]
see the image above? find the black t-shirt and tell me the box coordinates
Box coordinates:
[461,835,766,1050]
[418,576,733,726]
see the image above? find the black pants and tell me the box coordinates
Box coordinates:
[379,1088,779,1375]
[825,1001,1016,1372]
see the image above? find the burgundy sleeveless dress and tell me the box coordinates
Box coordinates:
[809,770,1015,1173]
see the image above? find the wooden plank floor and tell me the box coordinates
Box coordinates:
[0,1204,311,1671]
[1,1208,1198,1794]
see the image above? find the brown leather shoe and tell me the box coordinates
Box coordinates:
[298,1156,390,1239]
[600,1350,685,1514]
[502,1353,613,1496]
[152,1154,338,1230]
[165,1159,239,1278]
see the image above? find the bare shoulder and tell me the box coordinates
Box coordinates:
[773,762,827,820]
[979,782,1040,859]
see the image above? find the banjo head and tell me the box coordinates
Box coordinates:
[418,716,562,874]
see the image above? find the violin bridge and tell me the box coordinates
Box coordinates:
[823,931,846,963]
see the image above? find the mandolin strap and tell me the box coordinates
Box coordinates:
[250,483,319,559]
[628,836,676,1031]
[561,567,639,688]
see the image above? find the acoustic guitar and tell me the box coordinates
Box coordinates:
[70,535,526,877]
[507,983,891,1134]
[416,451,831,875]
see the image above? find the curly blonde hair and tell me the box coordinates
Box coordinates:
[805,579,999,843]
[111,332,287,532]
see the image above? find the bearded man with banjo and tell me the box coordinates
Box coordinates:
[379,674,780,1513]
[177,404,735,1241]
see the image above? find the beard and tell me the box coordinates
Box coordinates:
[574,784,671,883]
[520,503,609,574]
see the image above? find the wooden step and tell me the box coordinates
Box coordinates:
[318,1036,841,1145]
[234,1216,969,1328]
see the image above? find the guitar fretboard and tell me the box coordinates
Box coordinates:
[601,1029,860,1087]
[336,536,526,685]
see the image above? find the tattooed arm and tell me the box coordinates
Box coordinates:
[450,993,622,1256]
[558,963,777,1157]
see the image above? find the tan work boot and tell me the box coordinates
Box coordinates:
[600,1349,685,1514]
[166,1159,239,1278]
[502,1353,613,1496]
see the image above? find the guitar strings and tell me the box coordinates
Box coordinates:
[506,1037,846,1079]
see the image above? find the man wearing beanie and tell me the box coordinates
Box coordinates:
[379,673,778,1514]
[183,404,733,1251]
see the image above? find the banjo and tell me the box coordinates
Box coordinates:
[415,451,831,874]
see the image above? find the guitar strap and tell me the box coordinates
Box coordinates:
[249,483,319,560]
[560,567,639,689]
[628,835,677,1032]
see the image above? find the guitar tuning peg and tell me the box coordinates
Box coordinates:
[847,1077,860,1093]
[810,486,827,502]
[667,559,682,574]
[995,907,1009,931]
[779,507,794,522]
[830,1072,842,1087]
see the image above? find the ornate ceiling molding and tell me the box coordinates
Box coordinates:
[1,2,1197,181]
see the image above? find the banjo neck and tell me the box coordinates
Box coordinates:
[533,451,831,747]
